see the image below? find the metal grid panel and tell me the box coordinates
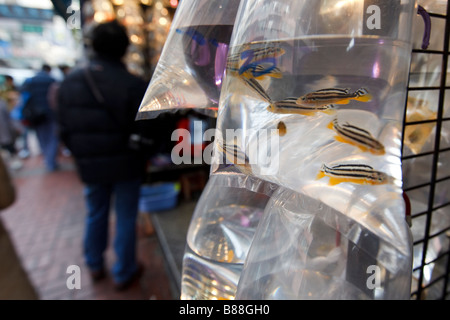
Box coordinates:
[403,1,450,300]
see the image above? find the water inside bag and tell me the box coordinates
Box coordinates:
[214,35,411,217]
[211,35,413,299]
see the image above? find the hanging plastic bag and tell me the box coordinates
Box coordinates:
[180,173,278,300]
[236,185,413,300]
[136,0,241,120]
[207,0,417,299]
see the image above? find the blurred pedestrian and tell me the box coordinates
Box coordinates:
[19,64,59,171]
[5,76,30,159]
[0,153,39,299]
[57,20,149,290]
[0,97,22,170]
[0,75,19,112]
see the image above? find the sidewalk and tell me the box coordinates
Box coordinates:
[1,142,174,300]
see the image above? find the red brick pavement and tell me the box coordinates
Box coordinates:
[1,154,174,300]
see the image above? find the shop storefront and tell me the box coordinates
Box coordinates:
[0,1,80,83]
[79,0,178,81]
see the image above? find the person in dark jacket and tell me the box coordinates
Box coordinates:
[20,64,59,171]
[57,20,149,290]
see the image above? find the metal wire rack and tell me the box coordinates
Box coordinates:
[402,1,450,300]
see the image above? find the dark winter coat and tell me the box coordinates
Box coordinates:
[57,57,149,184]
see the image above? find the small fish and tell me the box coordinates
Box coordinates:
[327,119,385,155]
[240,46,285,62]
[277,121,287,136]
[218,142,253,175]
[228,61,276,78]
[227,46,285,67]
[316,163,392,186]
[239,61,283,80]
[267,97,335,116]
[227,46,285,80]
[240,77,273,102]
[297,88,372,107]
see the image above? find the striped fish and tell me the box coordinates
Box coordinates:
[267,97,335,116]
[316,163,392,186]
[327,119,385,155]
[240,77,273,102]
[240,62,283,80]
[228,60,282,79]
[217,142,253,175]
[297,87,372,107]
[227,46,285,69]
[227,46,285,80]
[240,46,285,62]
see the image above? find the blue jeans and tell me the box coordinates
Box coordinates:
[83,178,141,284]
[34,118,59,171]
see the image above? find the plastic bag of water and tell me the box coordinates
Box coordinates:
[180,173,278,300]
[136,0,241,120]
[209,0,417,299]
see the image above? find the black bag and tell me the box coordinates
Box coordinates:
[21,96,48,127]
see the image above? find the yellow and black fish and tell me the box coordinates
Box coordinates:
[316,163,392,186]
[267,97,335,116]
[218,142,253,175]
[297,88,372,107]
[327,118,385,155]
[240,77,273,102]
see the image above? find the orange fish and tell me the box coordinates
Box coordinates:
[327,118,385,155]
[267,97,336,116]
[297,88,372,107]
[317,163,393,186]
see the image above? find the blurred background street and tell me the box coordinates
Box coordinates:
[1,133,174,300]
[0,0,201,300]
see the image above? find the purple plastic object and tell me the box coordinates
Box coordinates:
[418,5,431,50]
